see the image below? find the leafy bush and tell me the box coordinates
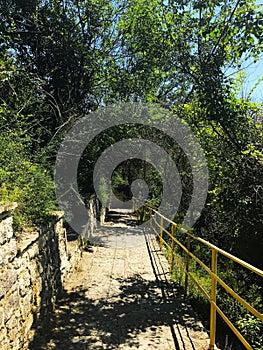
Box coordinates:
[236,314,263,350]
[0,132,55,230]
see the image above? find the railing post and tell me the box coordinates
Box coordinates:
[149,207,152,220]
[209,248,218,350]
[149,208,153,230]
[170,224,175,273]
[184,234,191,297]
[159,216,163,249]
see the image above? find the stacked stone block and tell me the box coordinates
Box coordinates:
[0,204,82,350]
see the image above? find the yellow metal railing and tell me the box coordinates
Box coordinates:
[148,207,263,350]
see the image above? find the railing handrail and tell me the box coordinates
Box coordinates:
[150,207,263,279]
[148,207,263,350]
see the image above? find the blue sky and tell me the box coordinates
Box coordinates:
[239,56,263,101]
[240,0,263,101]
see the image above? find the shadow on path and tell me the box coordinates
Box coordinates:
[40,275,202,350]
[37,212,207,350]
[105,209,138,227]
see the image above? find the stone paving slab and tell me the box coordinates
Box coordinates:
[41,230,211,350]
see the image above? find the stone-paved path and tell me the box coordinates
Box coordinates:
[41,214,210,350]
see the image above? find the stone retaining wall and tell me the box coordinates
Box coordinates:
[0,203,82,350]
[80,195,104,242]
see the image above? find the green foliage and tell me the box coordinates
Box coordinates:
[0,133,55,230]
[98,176,110,206]
[178,96,263,268]
[236,315,263,350]
[0,54,53,153]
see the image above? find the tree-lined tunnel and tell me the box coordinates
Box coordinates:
[1,1,263,349]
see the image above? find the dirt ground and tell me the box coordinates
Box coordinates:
[40,217,211,350]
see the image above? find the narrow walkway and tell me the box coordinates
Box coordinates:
[42,213,210,350]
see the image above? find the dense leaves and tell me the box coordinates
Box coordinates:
[0,132,55,230]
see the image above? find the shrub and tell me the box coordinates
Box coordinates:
[0,132,55,230]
